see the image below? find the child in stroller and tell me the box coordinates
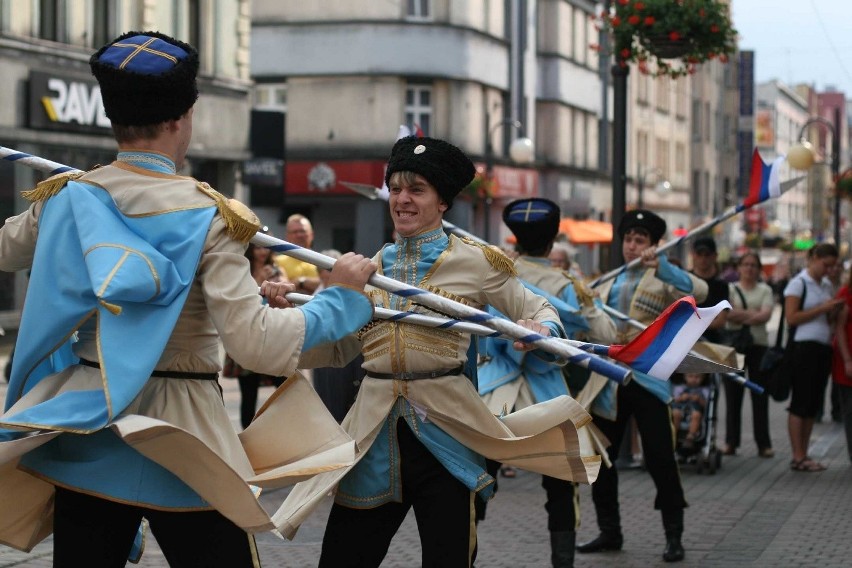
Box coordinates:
[670,371,722,473]
[672,372,710,449]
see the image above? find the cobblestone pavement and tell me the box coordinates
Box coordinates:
[2,327,851,567]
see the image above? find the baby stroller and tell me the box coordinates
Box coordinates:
[671,373,722,474]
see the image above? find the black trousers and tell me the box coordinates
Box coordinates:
[591,381,687,534]
[476,458,578,532]
[238,373,285,429]
[53,486,259,568]
[319,420,476,568]
[724,344,771,450]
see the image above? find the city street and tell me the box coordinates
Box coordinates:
[1,338,850,567]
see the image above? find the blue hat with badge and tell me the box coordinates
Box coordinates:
[503,198,561,254]
[90,31,199,126]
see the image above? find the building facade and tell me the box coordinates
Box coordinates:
[0,0,252,327]
[250,0,609,259]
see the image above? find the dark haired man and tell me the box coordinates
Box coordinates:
[275,137,600,567]
[577,210,708,563]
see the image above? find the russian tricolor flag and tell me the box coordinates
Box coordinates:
[743,148,784,207]
[608,297,731,381]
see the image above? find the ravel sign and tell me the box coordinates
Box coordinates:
[28,71,111,134]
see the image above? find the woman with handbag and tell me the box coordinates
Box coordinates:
[784,243,843,472]
[830,265,852,463]
[722,252,775,457]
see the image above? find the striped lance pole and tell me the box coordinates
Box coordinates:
[342,180,764,392]
[285,292,742,377]
[2,145,632,385]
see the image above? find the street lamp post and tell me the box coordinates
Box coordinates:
[484,119,534,243]
[787,109,842,246]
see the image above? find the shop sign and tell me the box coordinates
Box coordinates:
[28,71,111,133]
[243,158,284,186]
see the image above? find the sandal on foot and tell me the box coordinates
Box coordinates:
[791,458,827,472]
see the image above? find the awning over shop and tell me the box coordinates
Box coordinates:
[559,218,613,244]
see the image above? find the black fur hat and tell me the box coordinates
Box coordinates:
[384,136,475,210]
[618,209,667,243]
[90,31,199,126]
[503,198,561,254]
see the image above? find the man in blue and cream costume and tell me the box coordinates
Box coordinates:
[0,31,378,567]
[576,209,708,563]
[476,197,618,567]
[274,136,600,567]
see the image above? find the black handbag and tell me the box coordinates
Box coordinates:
[723,286,755,353]
[761,280,805,402]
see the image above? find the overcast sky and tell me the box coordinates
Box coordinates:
[731,0,852,96]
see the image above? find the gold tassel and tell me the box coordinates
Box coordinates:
[461,237,518,276]
[99,300,122,315]
[567,274,597,308]
[21,171,84,202]
[195,182,261,244]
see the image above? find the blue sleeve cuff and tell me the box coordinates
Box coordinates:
[298,286,373,351]
[656,255,693,293]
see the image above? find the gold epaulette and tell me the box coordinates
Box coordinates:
[195,181,260,243]
[21,171,85,202]
[566,272,597,307]
[461,237,518,276]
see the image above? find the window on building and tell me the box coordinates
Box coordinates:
[655,138,668,172]
[406,0,432,20]
[405,84,432,136]
[655,76,669,113]
[254,83,288,112]
[675,143,685,175]
[38,0,65,42]
[637,131,649,167]
[704,102,712,142]
[691,100,702,141]
[188,0,202,56]
[92,0,117,48]
[637,73,649,104]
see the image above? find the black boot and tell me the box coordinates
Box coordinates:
[576,504,622,553]
[550,530,575,568]
[661,509,685,562]
[576,532,623,553]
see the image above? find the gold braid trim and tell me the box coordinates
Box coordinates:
[21,171,86,202]
[566,273,597,308]
[195,181,260,243]
[461,237,517,276]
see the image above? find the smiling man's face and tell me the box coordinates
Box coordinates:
[388,172,447,238]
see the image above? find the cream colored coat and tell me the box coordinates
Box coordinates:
[0,163,360,550]
[273,236,602,539]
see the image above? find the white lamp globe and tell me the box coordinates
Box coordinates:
[508,137,535,164]
[787,140,816,170]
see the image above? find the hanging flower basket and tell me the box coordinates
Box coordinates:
[643,35,691,59]
[592,0,737,79]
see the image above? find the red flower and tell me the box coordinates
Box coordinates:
[621,48,632,58]
[611,16,622,27]
[635,2,645,10]
[699,8,706,18]
[669,31,681,41]
[644,16,655,26]
[628,15,641,25]
[719,54,729,63]
[617,0,630,4]
[710,24,720,33]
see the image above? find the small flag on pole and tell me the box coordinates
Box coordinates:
[607,297,731,380]
[743,149,784,207]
